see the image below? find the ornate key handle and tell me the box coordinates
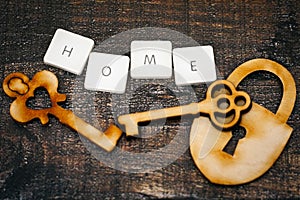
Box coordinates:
[3,71,67,124]
[3,71,123,152]
[205,80,251,130]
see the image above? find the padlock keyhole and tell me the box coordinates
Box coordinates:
[222,126,246,155]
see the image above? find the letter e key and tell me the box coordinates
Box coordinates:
[173,46,217,86]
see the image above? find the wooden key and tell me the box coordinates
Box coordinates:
[118,80,251,136]
[3,71,122,152]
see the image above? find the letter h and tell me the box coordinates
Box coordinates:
[62,45,73,57]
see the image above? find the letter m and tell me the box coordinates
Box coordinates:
[144,54,156,65]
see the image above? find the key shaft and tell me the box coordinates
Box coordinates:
[118,99,213,136]
[51,106,122,152]
[118,80,251,136]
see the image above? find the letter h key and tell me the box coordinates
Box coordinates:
[118,80,251,136]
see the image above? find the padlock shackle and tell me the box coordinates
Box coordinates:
[227,58,296,123]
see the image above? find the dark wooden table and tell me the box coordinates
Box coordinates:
[0,0,299,199]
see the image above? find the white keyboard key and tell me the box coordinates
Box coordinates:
[84,52,129,94]
[44,29,94,75]
[130,40,172,79]
[173,46,217,86]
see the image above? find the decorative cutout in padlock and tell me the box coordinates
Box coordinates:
[190,59,296,185]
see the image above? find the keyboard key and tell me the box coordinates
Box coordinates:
[173,46,216,86]
[130,40,172,79]
[84,52,130,94]
[44,29,94,75]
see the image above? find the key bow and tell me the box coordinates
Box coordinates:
[206,80,251,129]
[3,70,67,124]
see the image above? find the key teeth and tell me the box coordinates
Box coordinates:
[118,115,139,136]
[125,126,139,137]
[104,124,123,147]
[40,116,50,125]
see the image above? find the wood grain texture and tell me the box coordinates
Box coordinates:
[0,0,299,199]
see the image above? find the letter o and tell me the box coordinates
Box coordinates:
[102,66,111,76]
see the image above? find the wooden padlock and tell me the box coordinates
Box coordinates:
[190,59,296,185]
